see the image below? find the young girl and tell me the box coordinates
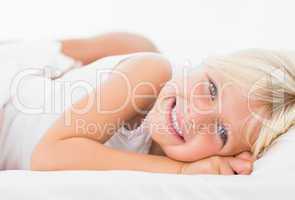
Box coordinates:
[1,32,294,175]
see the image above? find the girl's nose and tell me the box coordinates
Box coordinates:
[175,97,214,141]
[188,109,215,132]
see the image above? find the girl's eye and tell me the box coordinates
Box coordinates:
[208,79,217,101]
[217,122,228,146]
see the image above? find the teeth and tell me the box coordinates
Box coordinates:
[171,106,183,136]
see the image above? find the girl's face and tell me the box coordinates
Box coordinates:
[145,65,263,161]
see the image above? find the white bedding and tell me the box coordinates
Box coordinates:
[1,128,295,200]
[0,170,293,200]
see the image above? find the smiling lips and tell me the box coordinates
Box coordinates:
[168,98,185,141]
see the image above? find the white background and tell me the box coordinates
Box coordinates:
[0,0,294,63]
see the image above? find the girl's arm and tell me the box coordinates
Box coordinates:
[31,136,252,174]
[32,136,183,173]
[61,32,158,65]
[31,53,176,172]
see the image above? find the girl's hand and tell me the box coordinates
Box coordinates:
[180,152,254,175]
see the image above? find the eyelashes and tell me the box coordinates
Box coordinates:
[217,121,228,146]
[208,78,217,101]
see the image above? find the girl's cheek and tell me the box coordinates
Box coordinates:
[189,148,214,160]
[187,137,220,159]
[163,136,219,161]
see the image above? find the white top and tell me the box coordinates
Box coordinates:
[0,41,81,169]
[0,41,80,132]
[105,122,152,154]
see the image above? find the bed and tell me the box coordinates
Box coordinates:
[0,169,293,200]
[0,127,294,199]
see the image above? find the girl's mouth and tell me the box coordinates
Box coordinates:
[167,97,185,142]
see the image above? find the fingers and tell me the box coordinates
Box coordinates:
[219,163,235,175]
[227,157,253,175]
[210,156,236,175]
[235,151,256,162]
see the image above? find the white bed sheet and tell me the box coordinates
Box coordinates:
[2,128,295,200]
[0,169,293,200]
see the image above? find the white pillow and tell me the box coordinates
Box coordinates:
[253,126,295,174]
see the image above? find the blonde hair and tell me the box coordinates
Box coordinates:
[202,49,295,157]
